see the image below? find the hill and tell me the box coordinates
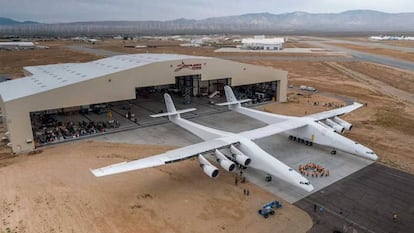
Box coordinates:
[0,10,413,35]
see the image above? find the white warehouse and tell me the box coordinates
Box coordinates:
[241,36,284,50]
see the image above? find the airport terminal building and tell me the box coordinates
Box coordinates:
[0,53,288,153]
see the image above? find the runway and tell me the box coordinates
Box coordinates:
[295,163,414,233]
[304,40,414,71]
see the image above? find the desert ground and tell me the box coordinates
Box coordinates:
[0,41,103,79]
[0,36,413,232]
[0,141,311,233]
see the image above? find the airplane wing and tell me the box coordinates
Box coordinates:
[307,102,364,121]
[239,119,307,140]
[90,137,239,177]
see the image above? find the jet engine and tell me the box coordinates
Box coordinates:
[325,119,345,133]
[230,145,251,166]
[333,116,352,131]
[198,154,219,178]
[214,149,236,172]
[317,121,335,131]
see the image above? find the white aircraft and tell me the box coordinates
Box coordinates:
[91,93,314,192]
[218,86,378,161]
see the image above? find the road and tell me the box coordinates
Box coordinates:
[219,56,356,62]
[304,40,414,71]
[295,163,414,233]
[65,45,124,57]
[304,36,414,53]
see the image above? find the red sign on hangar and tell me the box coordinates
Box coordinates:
[174,61,203,72]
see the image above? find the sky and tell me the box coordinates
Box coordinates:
[1,0,413,23]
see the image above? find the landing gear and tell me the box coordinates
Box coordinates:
[288,135,313,147]
[331,149,337,155]
[265,175,272,182]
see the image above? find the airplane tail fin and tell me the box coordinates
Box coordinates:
[216,86,251,109]
[150,93,196,120]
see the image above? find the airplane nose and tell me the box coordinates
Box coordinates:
[299,181,314,192]
[370,153,378,161]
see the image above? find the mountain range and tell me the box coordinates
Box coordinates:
[0,10,413,36]
[0,17,38,25]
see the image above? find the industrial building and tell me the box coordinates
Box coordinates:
[0,41,35,50]
[0,53,288,153]
[241,36,284,50]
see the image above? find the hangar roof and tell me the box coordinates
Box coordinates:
[242,38,284,45]
[0,42,35,47]
[0,53,209,102]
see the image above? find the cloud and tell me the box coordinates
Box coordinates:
[0,0,412,23]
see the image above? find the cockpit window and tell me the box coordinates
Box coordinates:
[300,181,310,185]
[288,168,293,171]
[366,151,374,154]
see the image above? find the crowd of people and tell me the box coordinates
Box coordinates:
[299,163,330,177]
[33,115,120,145]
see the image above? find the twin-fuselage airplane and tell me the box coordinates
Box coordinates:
[91,86,377,192]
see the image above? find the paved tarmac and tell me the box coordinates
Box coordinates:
[65,45,124,57]
[220,56,356,62]
[295,163,414,233]
[304,40,414,71]
[95,104,373,203]
[305,36,414,53]
[65,40,414,71]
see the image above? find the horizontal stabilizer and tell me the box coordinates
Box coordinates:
[216,99,251,106]
[150,108,196,118]
[90,161,127,177]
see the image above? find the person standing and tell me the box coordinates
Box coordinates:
[393,213,398,222]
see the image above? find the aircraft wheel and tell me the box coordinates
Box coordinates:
[309,142,313,146]
[270,210,275,215]
[258,209,262,214]
[331,150,337,155]
[305,141,309,146]
[264,214,269,218]
[289,135,293,140]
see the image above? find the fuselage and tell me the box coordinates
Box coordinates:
[172,116,314,191]
[233,106,377,161]
[286,118,378,160]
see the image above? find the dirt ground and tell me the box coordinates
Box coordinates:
[339,61,414,93]
[328,42,414,62]
[90,39,342,58]
[0,141,312,233]
[0,41,103,78]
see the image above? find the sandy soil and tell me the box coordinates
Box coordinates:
[339,61,414,94]
[0,41,103,78]
[328,42,414,62]
[0,141,312,233]
[90,39,343,58]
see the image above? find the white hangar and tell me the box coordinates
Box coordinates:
[0,53,288,153]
